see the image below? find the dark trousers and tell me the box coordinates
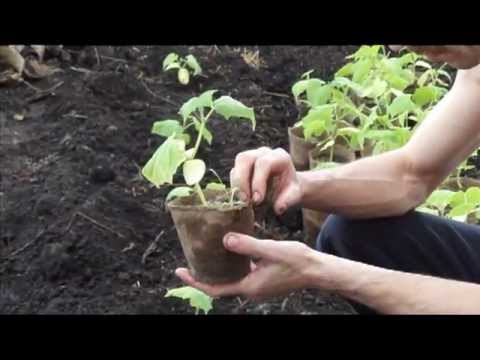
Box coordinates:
[316,211,480,314]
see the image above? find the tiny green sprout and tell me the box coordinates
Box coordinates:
[142,90,256,207]
[165,286,213,315]
[163,52,202,85]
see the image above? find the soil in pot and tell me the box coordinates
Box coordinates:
[167,189,254,285]
[302,144,355,247]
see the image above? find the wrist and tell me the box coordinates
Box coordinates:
[296,169,333,208]
[301,248,340,290]
[304,249,377,296]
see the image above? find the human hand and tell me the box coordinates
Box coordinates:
[230,147,303,215]
[175,232,319,302]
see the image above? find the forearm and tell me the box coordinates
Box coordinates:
[309,251,480,314]
[297,149,425,218]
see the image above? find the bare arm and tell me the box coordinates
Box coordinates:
[309,251,480,314]
[298,65,480,218]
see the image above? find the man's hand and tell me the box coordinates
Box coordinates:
[230,147,303,215]
[175,233,318,301]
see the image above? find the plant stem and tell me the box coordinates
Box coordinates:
[229,187,238,206]
[195,183,208,206]
[192,108,215,158]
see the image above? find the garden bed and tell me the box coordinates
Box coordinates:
[0,45,359,314]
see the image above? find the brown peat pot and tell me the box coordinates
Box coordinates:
[167,189,254,285]
[288,126,318,171]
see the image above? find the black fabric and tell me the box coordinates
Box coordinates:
[316,211,480,314]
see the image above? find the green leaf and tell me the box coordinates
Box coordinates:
[165,62,181,71]
[202,125,213,144]
[151,120,184,138]
[337,127,361,137]
[335,62,354,77]
[333,77,363,94]
[359,79,388,98]
[348,45,382,60]
[397,53,418,66]
[308,83,332,107]
[179,90,217,121]
[166,187,193,202]
[213,96,256,129]
[301,105,334,140]
[183,159,206,186]
[305,79,326,104]
[303,121,325,140]
[165,286,213,315]
[177,133,191,146]
[466,187,480,206]
[449,191,466,208]
[185,55,202,75]
[425,190,455,210]
[163,53,179,70]
[352,59,373,84]
[292,79,310,102]
[292,78,329,105]
[142,136,186,187]
[448,203,475,221]
[178,68,190,85]
[388,95,416,117]
[385,73,410,91]
[412,86,437,107]
[206,182,227,191]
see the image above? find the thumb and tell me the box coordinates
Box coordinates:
[224,233,278,259]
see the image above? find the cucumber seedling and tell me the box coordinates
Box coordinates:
[163,52,202,85]
[142,90,256,311]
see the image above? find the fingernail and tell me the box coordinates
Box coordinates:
[277,206,286,215]
[253,191,261,204]
[224,233,238,248]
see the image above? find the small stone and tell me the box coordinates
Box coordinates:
[90,163,116,184]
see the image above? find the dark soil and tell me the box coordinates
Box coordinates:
[0,45,357,314]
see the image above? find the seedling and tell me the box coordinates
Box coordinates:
[142,90,256,287]
[163,52,202,85]
[142,89,255,206]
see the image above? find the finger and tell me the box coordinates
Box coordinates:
[175,268,246,298]
[273,183,299,215]
[232,147,271,201]
[251,148,292,205]
[224,232,282,260]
